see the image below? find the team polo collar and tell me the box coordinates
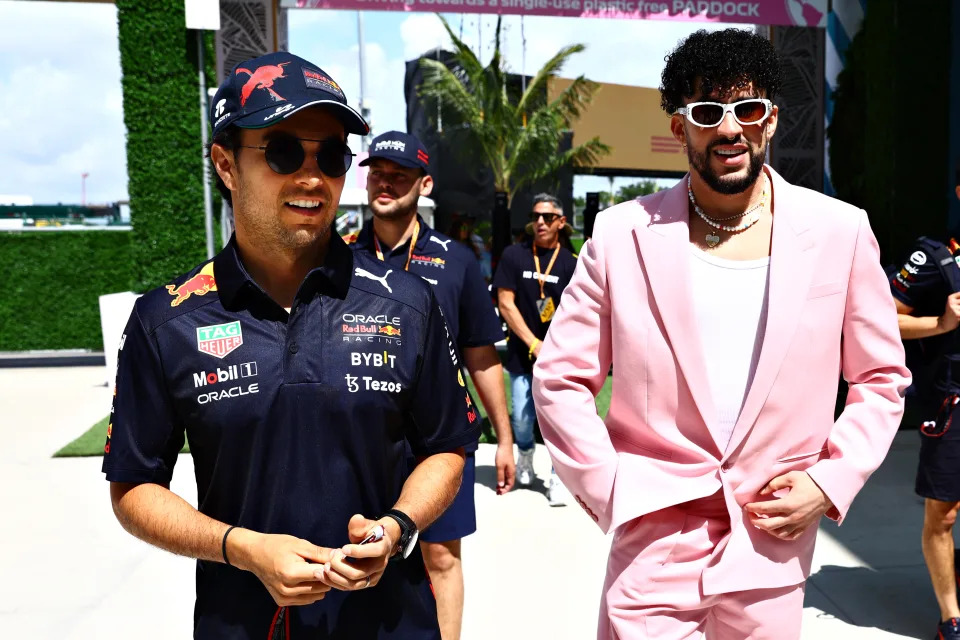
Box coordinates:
[355,214,433,257]
[214,232,354,309]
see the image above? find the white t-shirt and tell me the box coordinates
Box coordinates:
[689,246,770,451]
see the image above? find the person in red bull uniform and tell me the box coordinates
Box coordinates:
[102,52,477,640]
[890,165,960,640]
[347,130,515,640]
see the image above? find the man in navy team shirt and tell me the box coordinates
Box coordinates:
[347,131,515,640]
[102,52,476,639]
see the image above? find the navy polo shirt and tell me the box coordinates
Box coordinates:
[347,216,503,350]
[102,233,478,639]
[347,216,504,451]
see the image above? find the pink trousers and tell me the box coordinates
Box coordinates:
[599,493,805,640]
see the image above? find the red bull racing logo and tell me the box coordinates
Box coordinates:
[167,262,216,307]
[379,325,401,337]
[235,62,289,106]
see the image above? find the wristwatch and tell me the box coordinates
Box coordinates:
[381,509,419,560]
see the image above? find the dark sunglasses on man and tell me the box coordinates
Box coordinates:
[529,211,563,224]
[238,134,355,177]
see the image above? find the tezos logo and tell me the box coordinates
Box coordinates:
[345,373,402,393]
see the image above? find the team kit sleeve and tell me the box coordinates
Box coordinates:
[405,293,481,455]
[457,256,505,348]
[102,304,185,485]
[491,246,518,291]
[890,243,942,310]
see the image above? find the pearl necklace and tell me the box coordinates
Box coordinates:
[688,176,767,247]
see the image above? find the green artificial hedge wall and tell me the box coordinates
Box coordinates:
[116,0,218,292]
[828,2,952,264]
[0,231,133,351]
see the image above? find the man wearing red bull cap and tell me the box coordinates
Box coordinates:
[102,51,477,639]
[348,130,516,640]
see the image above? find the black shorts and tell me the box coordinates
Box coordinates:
[916,395,960,502]
[420,453,477,543]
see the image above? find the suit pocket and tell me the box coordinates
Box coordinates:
[807,281,844,299]
[776,446,828,464]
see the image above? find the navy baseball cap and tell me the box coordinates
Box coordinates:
[359,131,430,173]
[210,51,368,138]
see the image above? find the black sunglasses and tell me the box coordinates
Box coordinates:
[238,135,355,178]
[529,211,562,224]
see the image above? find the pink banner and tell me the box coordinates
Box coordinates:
[286,0,827,28]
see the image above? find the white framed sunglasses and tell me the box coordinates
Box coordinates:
[674,98,773,128]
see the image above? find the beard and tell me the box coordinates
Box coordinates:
[687,135,766,195]
[369,189,420,222]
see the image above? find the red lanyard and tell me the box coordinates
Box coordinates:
[373,221,420,271]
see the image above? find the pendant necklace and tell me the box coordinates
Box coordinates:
[688,176,767,248]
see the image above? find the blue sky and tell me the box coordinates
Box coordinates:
[0,1,748,205]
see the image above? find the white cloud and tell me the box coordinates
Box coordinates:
[0,0,126,204]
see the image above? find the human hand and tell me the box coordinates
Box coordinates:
[532,341,542,358]
[939,292,960,333]
[236,530,333,606]
[743,471,833,541]
[495,442,516,495]
[318,514,397,591]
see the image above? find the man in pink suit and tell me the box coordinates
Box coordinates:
[532,29,909,639]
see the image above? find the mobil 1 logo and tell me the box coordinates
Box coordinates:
[194,361,259,404]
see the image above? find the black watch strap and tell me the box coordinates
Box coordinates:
[382,509,418,560]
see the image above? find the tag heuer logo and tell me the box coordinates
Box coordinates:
[197,321,243,358]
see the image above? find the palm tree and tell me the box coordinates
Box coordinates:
[417,16,611,205]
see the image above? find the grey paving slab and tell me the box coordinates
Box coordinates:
[0,366,944,639]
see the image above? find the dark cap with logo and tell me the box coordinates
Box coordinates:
[210,51,369,138]
[359,131,430,173]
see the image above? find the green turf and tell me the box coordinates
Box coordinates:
[54,416,190,458]
[55,373,614,456]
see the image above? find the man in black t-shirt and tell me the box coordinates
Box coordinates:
[493,193,578,506]
[891,165,960,640]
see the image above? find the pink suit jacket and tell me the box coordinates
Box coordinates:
[532,168,910,594]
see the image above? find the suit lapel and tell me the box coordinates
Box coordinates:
[724,169,817,457]
[634,179,722,454]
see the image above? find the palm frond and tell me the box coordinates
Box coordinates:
[516,44,586,115]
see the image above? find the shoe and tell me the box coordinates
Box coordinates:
[935,618,960,639]
[516,449,535,486]
[547,473,569,507]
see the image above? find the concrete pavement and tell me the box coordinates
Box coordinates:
[0,366,940,638]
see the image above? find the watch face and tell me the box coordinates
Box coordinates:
[402,529,420,559]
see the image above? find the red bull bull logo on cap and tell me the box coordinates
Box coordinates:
[197,320,243,359]
[167,263,217,307]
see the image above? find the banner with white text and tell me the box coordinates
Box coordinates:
[285,0,828,28]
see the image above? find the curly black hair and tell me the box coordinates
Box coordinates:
[659,29,783,115]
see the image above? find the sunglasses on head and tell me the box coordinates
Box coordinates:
[675,98,772,128]
[530,212,562,224]
[238,135,355,177]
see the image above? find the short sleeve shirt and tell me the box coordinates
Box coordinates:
[102,234,478,639]
[492,240,578,374]
[347,217,503,451]
[890,241,952,317]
